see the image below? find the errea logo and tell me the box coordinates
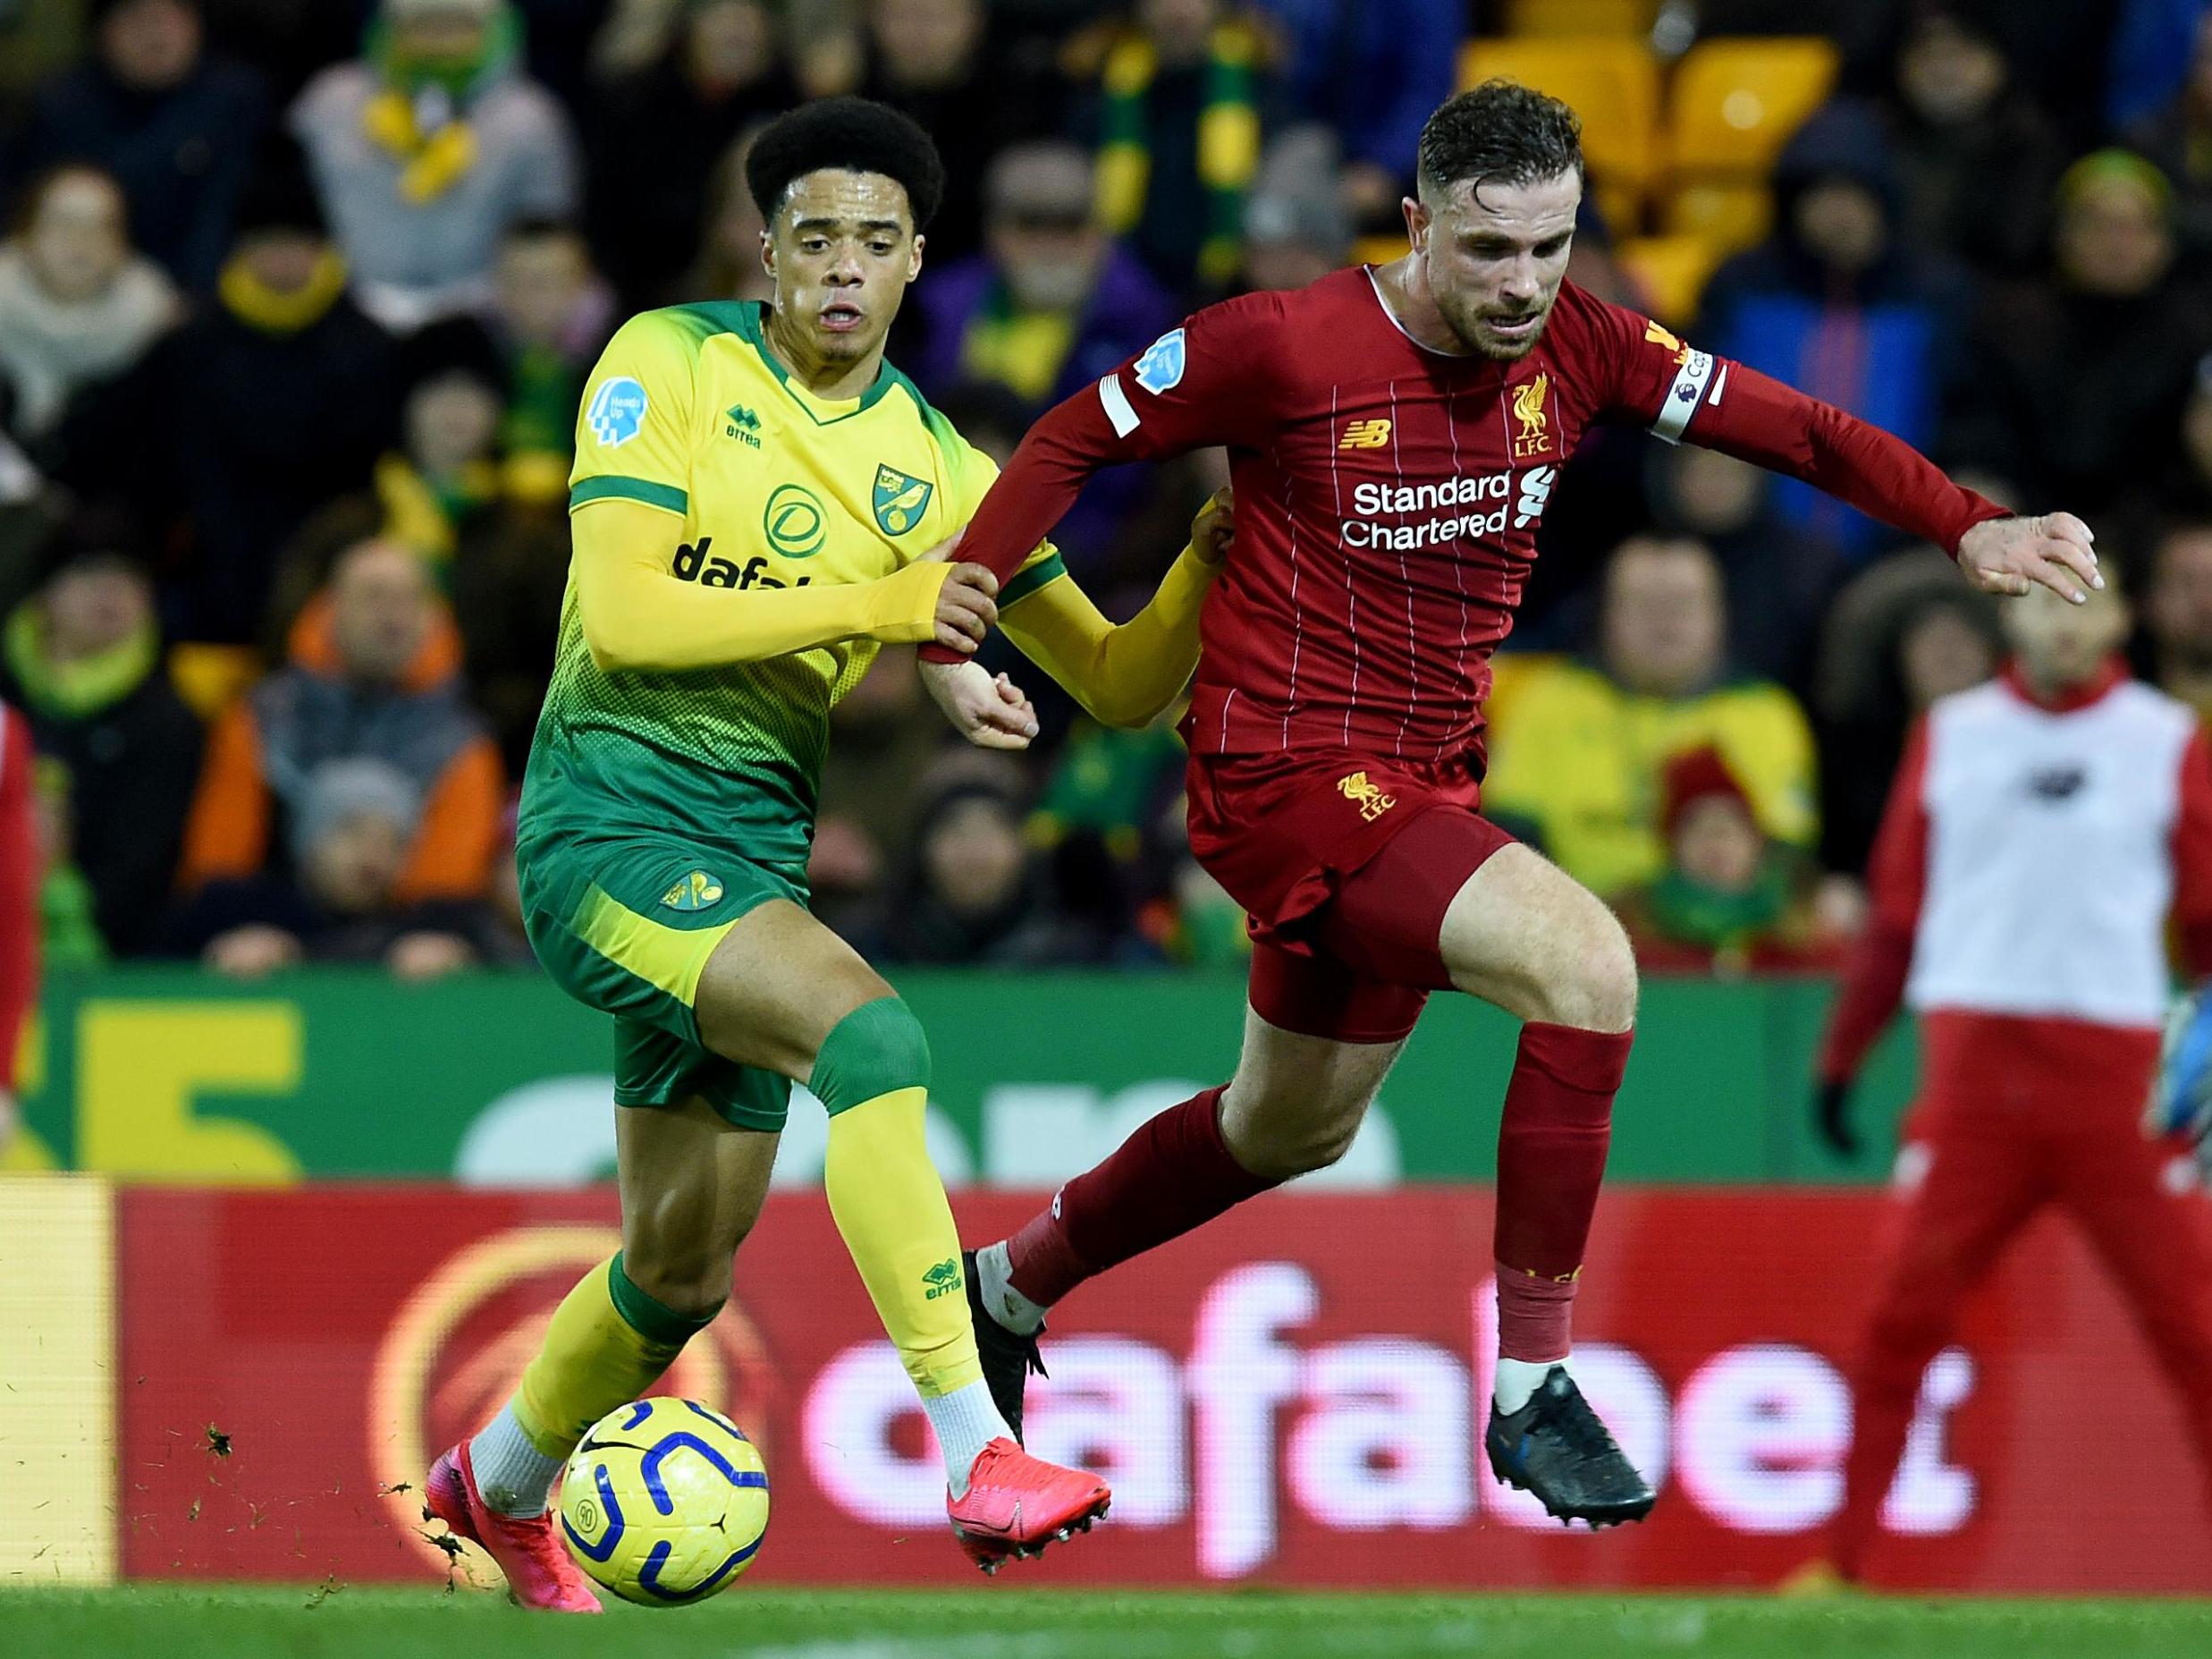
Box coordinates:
[724,404,762,448]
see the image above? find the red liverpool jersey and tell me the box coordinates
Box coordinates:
[948,267,2004,766]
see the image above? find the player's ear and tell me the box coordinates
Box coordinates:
[759,225,775,283]
[1404,193,1431,256]
[908,230,925,284]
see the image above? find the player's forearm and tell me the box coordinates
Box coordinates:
[1694,364,2006,554]
[1003,543,1216,728]
[919,390,1131,664]
[573,503,949,672]
[1816,920,1915,1087]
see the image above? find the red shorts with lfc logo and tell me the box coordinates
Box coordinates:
[1184,748,1516,1045]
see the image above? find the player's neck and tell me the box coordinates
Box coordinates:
[1374,255,1476,357]
[762,305,883,402]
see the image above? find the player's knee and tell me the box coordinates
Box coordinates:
[809,995,931,1116]
[1222,1081,1367,1180]
[1508,907,1637,1033]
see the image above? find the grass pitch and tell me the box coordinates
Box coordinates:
[0,1586,2207,1659]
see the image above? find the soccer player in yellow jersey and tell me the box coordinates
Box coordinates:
[424,98,1225,1604]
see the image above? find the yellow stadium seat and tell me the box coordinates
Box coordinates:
[1667,37,1840,175]
[1459,37,1661,204]
[1351,232,1410,268]
[168,643,262,721]
[1505,0,1656,38]
[1659,179,1773,259]
[1617,233,1729,326]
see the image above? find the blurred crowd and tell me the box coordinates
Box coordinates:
[3,0,2212,981]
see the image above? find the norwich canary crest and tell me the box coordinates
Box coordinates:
[872,464,933,536]
[660,870,726,911]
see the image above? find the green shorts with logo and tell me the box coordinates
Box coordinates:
[517,825,811,1131]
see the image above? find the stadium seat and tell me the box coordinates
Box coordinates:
[1351,232,1410,269]
[1504,0,1656,38]
[1617,233,1728,326]
[1459,37,1660,211]
[1659,179,1773,259]
[1666,37,1840,176]
[168,643,262,720]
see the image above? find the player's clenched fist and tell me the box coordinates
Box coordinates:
[933,562,1000,654]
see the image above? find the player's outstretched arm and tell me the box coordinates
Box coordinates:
[572,500,999,673]
[995,488,1232,729]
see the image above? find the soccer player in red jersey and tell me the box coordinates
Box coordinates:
[932,82,2103,1524]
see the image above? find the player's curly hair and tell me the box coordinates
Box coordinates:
[1417,81,1584,201]
[745,97,946,232]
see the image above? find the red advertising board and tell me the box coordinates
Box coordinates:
[114,1187,2212,1593]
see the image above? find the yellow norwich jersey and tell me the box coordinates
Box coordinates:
[523,300,1060,871]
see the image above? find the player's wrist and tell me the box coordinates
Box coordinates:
[870,561,953,644]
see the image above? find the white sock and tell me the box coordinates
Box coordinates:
[469,1403,566,1517]
[924,1379,1011,1497]
[975,1240,1048,1336]
[1494,1354,1570,1416]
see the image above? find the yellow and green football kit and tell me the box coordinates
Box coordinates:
[518,299,1211,1129]
[501,299,1212,1451]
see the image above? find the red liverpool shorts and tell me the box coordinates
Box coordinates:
[1185,748,1515,1045]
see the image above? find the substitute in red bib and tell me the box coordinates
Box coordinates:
[931,81,2103,1528]
[1802,562,2212,1587]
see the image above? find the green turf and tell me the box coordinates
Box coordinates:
[0,1587,2207,1659]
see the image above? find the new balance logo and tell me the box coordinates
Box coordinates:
[724,404,762,448]
[1340,419,1392,449]
[672,536,811,589]
[923,1258,962,1300]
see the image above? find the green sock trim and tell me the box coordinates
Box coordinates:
[606,1253,715,1349]
[809,995,931,1116]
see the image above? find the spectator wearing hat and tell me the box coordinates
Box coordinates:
[1695,97,1970,557]
[0,163,181,447]
[1950,149,2212,520]
[908,140,1178,415]
[291,0,580,329]
[179,536,503,904]
[585,0,796,311]
[12,0,270,292]
[1483,535,1820,901]
[1617,747,1843,976]
[164,755,502,979]
[53,140,401,644]
[0,527,201,955]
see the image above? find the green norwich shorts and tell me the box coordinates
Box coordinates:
[517,825,810,1131]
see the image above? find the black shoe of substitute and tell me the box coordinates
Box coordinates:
[963,1248,1048,1446]
[1484,1366,1656,1528]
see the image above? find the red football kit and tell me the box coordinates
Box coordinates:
[1814,662,2212,1580]
[958,265,2007,1378]
[949,267,2004,1035]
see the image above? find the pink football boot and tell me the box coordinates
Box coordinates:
[425,1439,604,1612]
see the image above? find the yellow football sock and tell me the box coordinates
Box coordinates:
[511,1254,712,1457]
[823,1084,984,1398]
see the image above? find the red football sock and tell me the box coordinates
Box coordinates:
[1492,1022,1632,1362]
[1006,1085,1278,1307]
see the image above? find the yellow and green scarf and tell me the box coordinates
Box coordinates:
[218,247,350,334]
[360,4,521,203]
[1096,19,1262,288]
